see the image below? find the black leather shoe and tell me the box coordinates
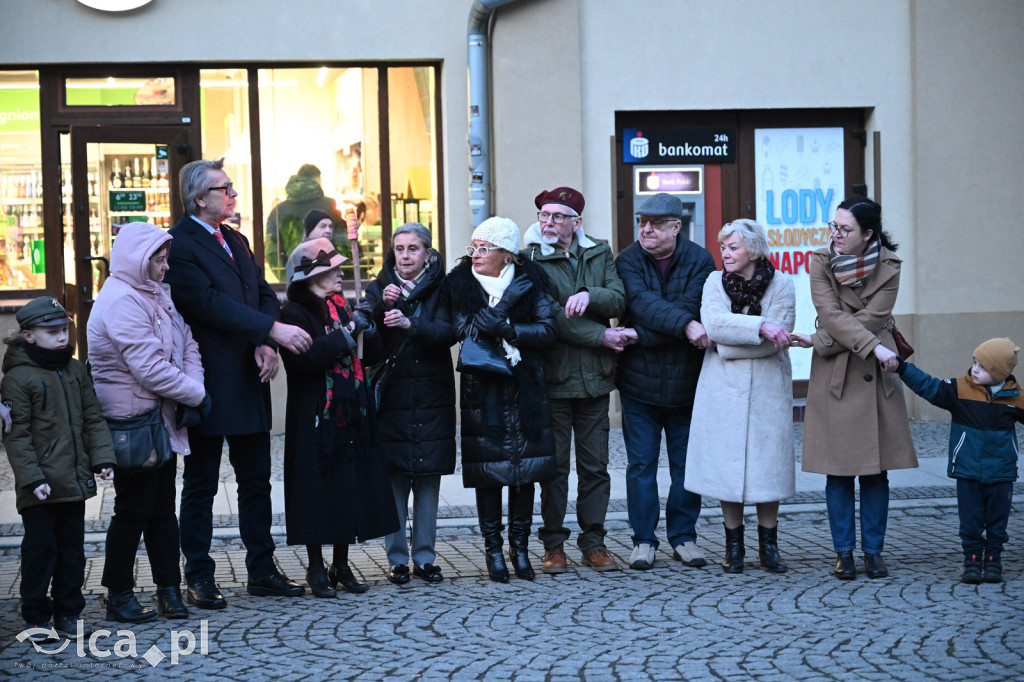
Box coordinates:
[105,589,158,624]
[155,586,189,619]
[413,563,444,584]
[329,563,369,594]
[834,551,856,580]
[187,581,227,610]
[246,572,305,597]
[306,567,337,598]
[961,556,983,584]
[54,615,92,639]
[983,556,1003,584]
[387,565,411,585]
[864,553,888,579]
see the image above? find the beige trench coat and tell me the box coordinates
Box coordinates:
[800,247,918,476]
[685,271,796,503]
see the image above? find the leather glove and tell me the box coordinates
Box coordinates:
[493,274,532,316]
[197,392,212,419]
[177,391,213,429]
[473,307,514,340]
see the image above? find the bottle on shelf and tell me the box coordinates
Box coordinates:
[134,158,142,187]
[141,157,151,188]
[124,159,134,188]
[111,159,123,189]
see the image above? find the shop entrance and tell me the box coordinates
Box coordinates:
[63,125,191,355]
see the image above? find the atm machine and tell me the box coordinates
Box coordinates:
[631,165,706,249]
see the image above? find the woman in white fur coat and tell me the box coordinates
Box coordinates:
[685,219,795,575]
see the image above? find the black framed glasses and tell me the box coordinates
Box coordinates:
[537,211,577,225]
[466,245,502,257]
[207,182,234,194]
[635,215,680,229]
[827,221,855,238]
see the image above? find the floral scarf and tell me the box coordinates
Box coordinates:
[321,293,372,466]
[829,239,880,288]
[722,259,775,315]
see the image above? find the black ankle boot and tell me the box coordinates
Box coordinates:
[961,555,982,584]
[757,525,787,573]
[481,520,510,583]
[155,586,189,619]
[508,516,536,581]
[722,524,745,574]
[864,553,888,579]
[834,551,856,580]
[983,555,1003,584]
[105,589,158,624]
[329,563,369,594]
[307,566,337,598]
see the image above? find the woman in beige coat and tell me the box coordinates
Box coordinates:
[686,220,795,575]
[791,197,917,581]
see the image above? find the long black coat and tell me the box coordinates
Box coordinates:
[280,289,399,545]
[363,250,456,477]
[166,216,278,436]
[445,258,558,489]
[614,236,715,410]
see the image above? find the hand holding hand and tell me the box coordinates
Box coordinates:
[384,309,411,329]
[564,291,591,318]
[269,321,312,354]
[789,333,813,348]
[874,343,899,372]
[759,321,791,351]
[0,403,10,433]
[33,483,51,500]
[99,468,114,481]
[684,320,711,349]
[254,345,280,382]
[601,327,629,352]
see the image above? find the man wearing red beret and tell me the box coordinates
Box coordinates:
[522,186,628,573]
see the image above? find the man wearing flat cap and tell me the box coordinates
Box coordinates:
[614,192,715,571]
[522,186,627,573]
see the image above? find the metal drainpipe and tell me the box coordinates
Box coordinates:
[468,0,521,226]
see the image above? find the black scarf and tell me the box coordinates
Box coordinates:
[721,259,775,315]
[26,344,75,370]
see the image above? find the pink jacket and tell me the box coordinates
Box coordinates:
[87,223,206,455]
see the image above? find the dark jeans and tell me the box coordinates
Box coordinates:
[102,461,181,592]
[957,478,1013,559]
[621,396,702,549]
[20,501,85,624]
[180,431,276,583]
[825,473,889,554]
[539,394,612,553]
[476,485,534,531]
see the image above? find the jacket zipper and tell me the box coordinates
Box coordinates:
[950,431,966,476]
[57,370,87,499]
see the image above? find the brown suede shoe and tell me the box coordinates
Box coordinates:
[541,545,568,574]
[582,548,620,572]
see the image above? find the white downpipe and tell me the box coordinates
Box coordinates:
[468,0,521,226]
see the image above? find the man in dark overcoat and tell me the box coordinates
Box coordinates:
[166,159,312,609]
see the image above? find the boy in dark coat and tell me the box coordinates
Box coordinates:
[894,337,1023,584]
[2,297,115,640]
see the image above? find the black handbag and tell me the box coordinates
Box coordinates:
[457,328,512,376]
[105,405,174,472]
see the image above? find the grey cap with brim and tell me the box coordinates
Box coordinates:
[635,192,684,219]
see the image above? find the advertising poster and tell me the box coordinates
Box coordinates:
[754,127,844,380]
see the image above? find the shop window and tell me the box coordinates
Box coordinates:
[199,68,253,244]
[387,66,440,251]
[65,75,176,107]
[257,67,381,285]
[0,70,45,291]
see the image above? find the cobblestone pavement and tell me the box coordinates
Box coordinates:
[1,422,1022,679]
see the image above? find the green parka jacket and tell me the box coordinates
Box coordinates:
[522,226,626,399]
[1,343,116,513]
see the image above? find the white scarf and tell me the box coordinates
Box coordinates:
[522,221,598,256]
[471,263,522,367]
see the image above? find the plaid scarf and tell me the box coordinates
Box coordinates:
[722,259,775,316]
[394,257,433,299]
[829,239,880,288]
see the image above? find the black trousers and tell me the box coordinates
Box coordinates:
[476,485,534,529]
[179,431,276,583]
[957,478,1013,559]
[102,461,181,592]
[20,501,85,624]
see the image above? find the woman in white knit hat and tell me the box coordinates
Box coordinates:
[443,216,557,582]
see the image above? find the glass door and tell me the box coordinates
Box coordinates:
[67,125,191,356]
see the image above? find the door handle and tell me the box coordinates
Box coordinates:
[79,256,110,304]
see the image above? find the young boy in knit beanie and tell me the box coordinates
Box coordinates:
[891,338,1023,584]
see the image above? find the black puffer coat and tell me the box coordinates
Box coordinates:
[444,258,557,489]
[363,249,456,477]
[614,237,715,410]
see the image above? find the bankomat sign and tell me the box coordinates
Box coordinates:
[623,128,736,164]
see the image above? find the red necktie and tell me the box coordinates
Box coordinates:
[213,229,234,261]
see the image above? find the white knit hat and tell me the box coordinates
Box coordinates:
[471,216,520,254]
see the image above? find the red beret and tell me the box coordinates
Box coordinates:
[534,186,585,216]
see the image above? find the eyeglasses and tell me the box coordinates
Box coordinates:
[827,221,856,238]
[635,215,680,230]
[466,245,503,257]
[207,182,234,194]
[537,211,577,224]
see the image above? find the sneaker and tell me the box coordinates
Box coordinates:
[22,622,55,643]
[961,555,982,584]
[582,547,619,572]
[629,543,655,570]
[983,556,1003,584]
[541,545,568,574]
[54,615,91,639]
[387,564,411,585]
[413,563,444,584]
[672,541,708,567]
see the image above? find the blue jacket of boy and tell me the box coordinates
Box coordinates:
[897,361,1022,482]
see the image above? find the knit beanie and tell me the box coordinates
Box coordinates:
[303,209,333,236]
[973,337,1019,383]
[471,216,521,254]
